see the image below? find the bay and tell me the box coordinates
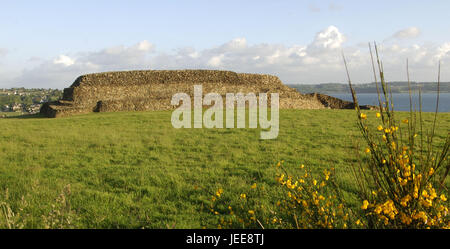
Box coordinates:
[327,93,450,113]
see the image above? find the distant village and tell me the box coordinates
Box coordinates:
[0,88,63,114]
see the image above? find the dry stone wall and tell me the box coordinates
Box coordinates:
[305,93,377,110]
[40,70,327,118]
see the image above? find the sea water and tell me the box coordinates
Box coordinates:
[328,93,450,113]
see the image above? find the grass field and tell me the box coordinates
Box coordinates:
[0,109,448,228]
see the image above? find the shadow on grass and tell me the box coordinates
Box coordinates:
[3,113,47,119]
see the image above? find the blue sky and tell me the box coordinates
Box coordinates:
[1,0,450,88]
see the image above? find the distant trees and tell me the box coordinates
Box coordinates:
[0,88,63,112]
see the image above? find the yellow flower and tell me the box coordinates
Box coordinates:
[421,198,432,208]
[440,194,447,202]
[429,188,437,200]
[413,186,419,199]
[360,113,367,120]
[374,205,382,214]
[300,164,305,169]
[429,168,434,176]
[376,112,381,118]
[356,219,362,226]
[313,180,317,186]
[398,177,408,186]
[216,188,224,197]
[400,195,411,207]
[361,200,369,210]
[413,211,428,223]
[240,193,246,199]
[365,148,371,153]
[276,174,285,184]
[248,210,255,215]
[377,125,383,131]
[402,119,409,124]
[391,141,396,150]
[323,169,331,181]
[251,183,257,189]
[302,200,308,207]
[400,213,412,225]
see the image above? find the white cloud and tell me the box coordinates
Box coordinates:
[12,41,155,88]
[3,26,450,88]
[435,42,450,60]
[223,38,247,50]
[393,27,421,39]
[53,55,75,66]
[78,41,154,69]
[136,40,153,51]
[310,25,345,50]
[207,54,225,67]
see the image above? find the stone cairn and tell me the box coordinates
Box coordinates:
[40,69,370,118]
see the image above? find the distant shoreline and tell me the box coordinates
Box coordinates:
[288,82,450,94]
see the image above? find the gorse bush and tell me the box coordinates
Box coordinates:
[208,161,366,229]
[344,43,449,228]
[272,162,353,228]
[208,162,356,229]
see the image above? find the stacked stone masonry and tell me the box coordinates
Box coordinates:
[40,70,372,118]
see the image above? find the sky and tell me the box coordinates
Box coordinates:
[1,0,450,89]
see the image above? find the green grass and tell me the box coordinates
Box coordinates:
[0,109,448,228]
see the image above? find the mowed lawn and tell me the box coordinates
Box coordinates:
[0,109,448,228]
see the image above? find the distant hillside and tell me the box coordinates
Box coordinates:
[288,82,450,94]
[0,88,62,113]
